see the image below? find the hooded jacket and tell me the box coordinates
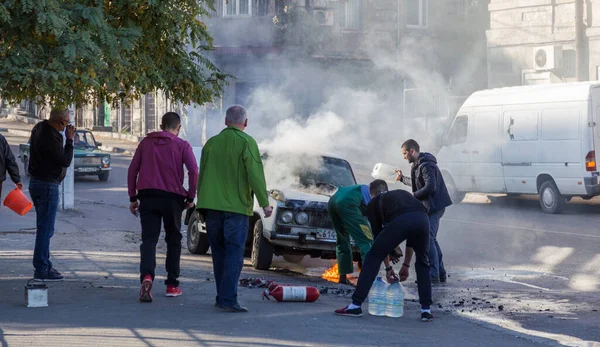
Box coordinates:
[401,152,452,214]
[128,131,198,201]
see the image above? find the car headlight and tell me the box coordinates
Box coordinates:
[295,212,309,225]
[279,211,293,224]
[101,156,110,165]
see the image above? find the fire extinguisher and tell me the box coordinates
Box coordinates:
[263,284,321,302]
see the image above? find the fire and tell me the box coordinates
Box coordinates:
[321,263,340,282]
[321,263,359,285]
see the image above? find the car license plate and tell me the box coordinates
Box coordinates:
[316,229,336,240]
[78,167,97,173]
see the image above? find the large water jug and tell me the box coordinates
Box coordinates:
[368,277,388,316]
[385,282,404,318]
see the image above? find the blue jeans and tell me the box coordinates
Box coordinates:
[29,179,60,273]
[428,208,446,279]
[205,210,249,307]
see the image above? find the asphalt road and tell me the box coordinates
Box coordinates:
[2,128,599,345]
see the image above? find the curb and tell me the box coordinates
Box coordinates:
[7,129,31,137]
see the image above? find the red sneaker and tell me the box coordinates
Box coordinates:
[139,275,153,303]
[166,285,182,297]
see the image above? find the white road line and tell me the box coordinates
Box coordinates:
[445,218,600,239]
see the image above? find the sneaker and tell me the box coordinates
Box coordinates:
[139,275,153,303]
[49,268,62,277]
[34,269,64,282]
[215,303,248,312]
[421,312,434,322]
[335,305,362,317]
[166,285,182,297]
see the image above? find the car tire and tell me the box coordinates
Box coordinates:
[98,172,110,182]
[23,157,30,177]
[282,254,305,264]
[187,211,209,254]
[539,180,566,214]
[251,219,273,270]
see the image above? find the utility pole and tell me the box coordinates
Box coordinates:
[575,0,588,81]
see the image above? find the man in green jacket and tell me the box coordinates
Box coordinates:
[329,184,399,285]
[197,105,272,313]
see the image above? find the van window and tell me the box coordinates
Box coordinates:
[504,111,538,141]
[542,109,579,140]
[446,115,468,145]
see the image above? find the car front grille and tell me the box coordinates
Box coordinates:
[308,210,333,229]
[75,157,101,166]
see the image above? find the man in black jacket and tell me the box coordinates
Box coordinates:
[396,139,452,283]
[0,133,23,198]
[28,110,75,281]
[334,180,434,322]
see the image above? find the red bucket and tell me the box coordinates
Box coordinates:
[3,187,33,216]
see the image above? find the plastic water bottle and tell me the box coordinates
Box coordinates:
[368,277,388,316]
[385,282,404,318]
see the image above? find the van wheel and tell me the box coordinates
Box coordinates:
[539,181,566,214]
[444,174,465,204]
[251,219,273,270]
[187,211,209,254]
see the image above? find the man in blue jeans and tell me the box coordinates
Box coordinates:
[28,110,75,281]
[397,139,452,283]
[196,106,272,312]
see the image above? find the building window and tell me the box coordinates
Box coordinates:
[224,0,251,17]
[344,0,362,29]
[406,0,428,28]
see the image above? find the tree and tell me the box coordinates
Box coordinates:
[0,0,227,110]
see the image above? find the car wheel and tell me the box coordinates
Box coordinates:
[98,171,110,182]
[539,180,566,214]
[187,211,209,254]
[443,173,465,204]
[282,254,305,264]
[251,219,273,270]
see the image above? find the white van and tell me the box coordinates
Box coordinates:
[438,82,600,214]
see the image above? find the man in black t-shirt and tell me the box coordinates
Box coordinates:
[334,179,434,322]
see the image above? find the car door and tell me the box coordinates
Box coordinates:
[470,110,506,193]
[437,114,473,192]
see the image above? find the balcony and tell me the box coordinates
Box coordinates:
[206,16,275,48]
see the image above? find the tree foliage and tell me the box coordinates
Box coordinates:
[0,0,227,109]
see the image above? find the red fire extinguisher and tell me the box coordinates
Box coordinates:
[263,284,321,302]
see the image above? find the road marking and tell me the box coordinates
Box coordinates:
[445,218,600,239]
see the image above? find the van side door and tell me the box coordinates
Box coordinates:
[502,109,540,194]
[471,110,506,193]
[438,114,473,192]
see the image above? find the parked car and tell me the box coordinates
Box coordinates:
[19,129,112,181]
[437,82,600,214]
[184,148,361,270]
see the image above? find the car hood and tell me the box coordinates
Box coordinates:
[275,187,333,203]
[74,148,106,156]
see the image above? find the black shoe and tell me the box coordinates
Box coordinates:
[49,268,62,277]
[335,305,363,317]
[216,303,248,313]
[440,274,447,283]
[34,269,64,282]
[421,312,434,322]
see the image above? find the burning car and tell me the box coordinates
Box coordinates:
[185,148,361,270]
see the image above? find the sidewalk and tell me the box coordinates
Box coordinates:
[0,203,553,347]
[0,116,139,156]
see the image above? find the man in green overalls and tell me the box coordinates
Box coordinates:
[329,183,397,285]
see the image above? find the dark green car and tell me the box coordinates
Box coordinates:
[19,129,111,181]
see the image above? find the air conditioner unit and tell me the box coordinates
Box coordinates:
[533,45,563,71]
[313,9,334,26]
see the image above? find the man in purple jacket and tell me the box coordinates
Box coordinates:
[127,112,198,302]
